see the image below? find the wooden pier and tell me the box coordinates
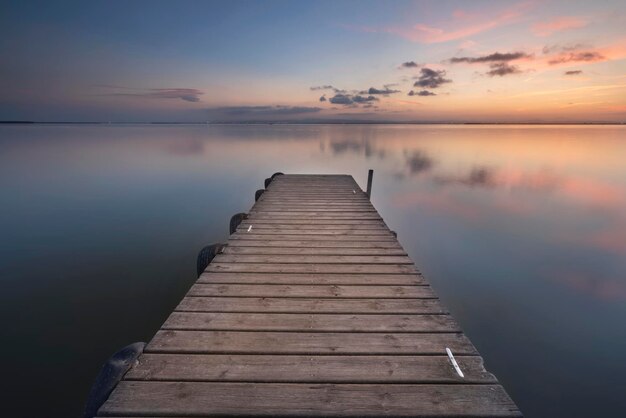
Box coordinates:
[96,174,521,417]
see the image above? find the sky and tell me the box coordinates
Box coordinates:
[1,0,625,123]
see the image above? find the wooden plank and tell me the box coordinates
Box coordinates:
[256,200,373,204]
[264,190,365,193]
[229,234,396,241]
[222,247,407,256]
[176,297,447,314]
[248,215,383,221]
[187,284,434,298]
[125,354,495,383]
[206,263,419,274]
[235,228,392,236]
[197,273,424,285]
[226,240,402,248]
[252,207,377,212]
[238,223,389,230]
[162,312,458,332]
[214,254,412,264]
[237,219,387,225]
[257,199,371,203]
[248,212,382,218]
[146,330,477,355]
[100,382,520,417]
[259,198,371,203]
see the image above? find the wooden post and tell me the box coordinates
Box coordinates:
[366,169,374,199]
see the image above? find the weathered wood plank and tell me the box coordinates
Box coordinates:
[126,354,495,383]
[253,208,378,213]
[176,297,447,314]
[206,263,419,274]
[226,240,402,248]
[222,247,407,256]
[163,312,458,332]
[235,228,392,236]
[257,199,371,204]
[238,223,389,230]
[248,216,384,222]
[229,233,396,241]
[146,330,477,355]
[239,219,386,225]
[261,200,369,204]
[188,284,434,298]
[99,382,521,417]
[213,254,412,264]
[248,212,382,218]
[197,272,424,285]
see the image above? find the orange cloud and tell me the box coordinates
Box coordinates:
[361,2,531,44]
[531,16,588,37]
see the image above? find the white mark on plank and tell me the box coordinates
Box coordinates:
[352,190,356,194]
[446,347,464,378]
[247,225,252,232]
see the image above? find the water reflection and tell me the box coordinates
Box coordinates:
[1,124,625,418]
[404,150,434,175]
[323,137,385,159]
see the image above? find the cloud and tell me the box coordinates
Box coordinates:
[548,51,605,65]
[447,50,529,77]
[329,94,354,105]
[531,16,588,37]
[310,85,335,91]
[104,87,204,102]
[319,95,327,102]
[360,87,401,95]
[400,61,420,68]
[564,70,583,76]
[413,68,452,89]
[408,90,436,96]
[486,62,522,77]
[375,2,530,43]
[328,93,378,106]
[310,85,348,94]
[353,95,379,103]
[542,43,588,54]
[449,51,531,63]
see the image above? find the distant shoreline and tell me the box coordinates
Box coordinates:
[1,121,624,125]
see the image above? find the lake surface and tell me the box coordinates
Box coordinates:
[1,124,625,417]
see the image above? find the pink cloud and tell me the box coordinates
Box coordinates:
[531,16,588,37]
[353,2,532,44]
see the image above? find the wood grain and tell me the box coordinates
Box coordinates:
[99,382,521,417]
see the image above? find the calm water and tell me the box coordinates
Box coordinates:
[1,124,625,417]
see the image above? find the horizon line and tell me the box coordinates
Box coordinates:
[1,120,625,126]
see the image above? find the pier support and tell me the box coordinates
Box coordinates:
[366,169,374,199]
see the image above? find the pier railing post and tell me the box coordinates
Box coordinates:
[366,169,373,199]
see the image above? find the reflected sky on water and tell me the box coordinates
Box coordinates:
[1,124,625,417]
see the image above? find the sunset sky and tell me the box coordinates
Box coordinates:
[1,0,625,122]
